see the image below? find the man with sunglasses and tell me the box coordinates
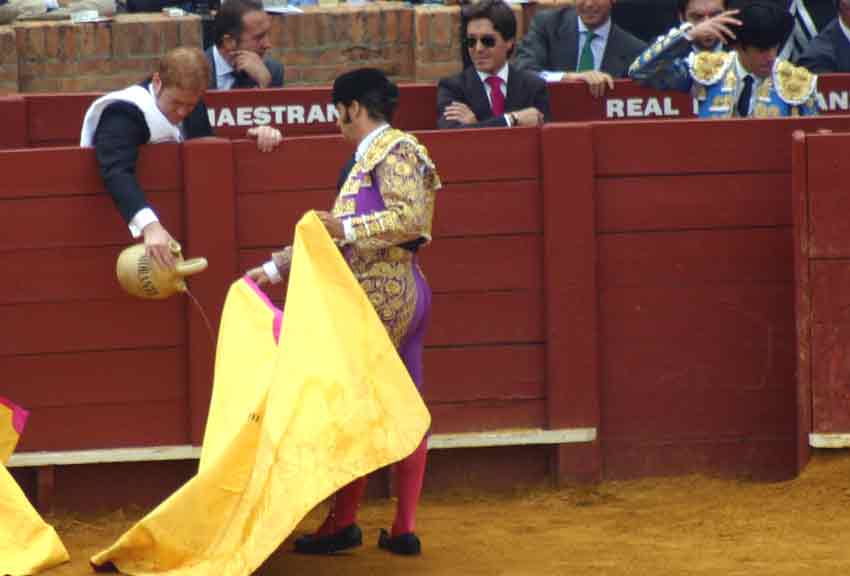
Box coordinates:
[515,0,647,98]
[797,0,850,71]
[437,0,549,128]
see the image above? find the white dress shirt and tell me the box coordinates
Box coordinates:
[476,63,515,126]
[733,55,765,117]
[212,45,236,90]
[541,16,612,82]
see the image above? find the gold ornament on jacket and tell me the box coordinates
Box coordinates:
[774,60,817,105]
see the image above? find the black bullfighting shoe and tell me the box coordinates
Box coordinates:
[293,523,363,555]
[377,528,421,556]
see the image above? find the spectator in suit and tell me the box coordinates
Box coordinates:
[514,0,647,97]
[80,47,282,270]
[437,0,550,129]
[797,0,850,71]
[206,0,284,90]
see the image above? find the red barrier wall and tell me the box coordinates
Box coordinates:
[5,115,850,484]
[0,145,192,451]
[793,130,850,442]
[6,75,850,149]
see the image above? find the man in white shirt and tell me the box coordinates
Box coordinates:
[515,0,647,97]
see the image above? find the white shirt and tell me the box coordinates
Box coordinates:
[212,45,236,90]
[840,14,850,46]
[541,16,612,82]
[476,64,515,126]
[733,55,765,117]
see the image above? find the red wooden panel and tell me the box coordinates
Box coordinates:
[234,136,350,193]
[427,291,544,346]
[0,191,182,250]
[236,180,541,247]
[600,285,796,437]
[597,173,790,232]
[603,436,797,481]
[806,133,850,258]
[0,299,185,356]
[811,324,850,433]
[183,139,239,444]
[549,80,695,123]
[598,229,792,289]
[26,93,97,147]
[809,260,850,433]
[0,349,185,407]
[420,236,542,293]
[15,400,189,452]
[428,399,546,434]
[418,128,539,183]
[813,73,850,115]
[236,189,336,247]
[433,180,542,237]
[0,96,28,149]
[592,116,850,177]
[205,83,438,139]
[791,130,811,471]
[0,143,180,199]
[240,235,542,294]
[542,124,600,436]
[422,344,545,403]
[0,246,126,304]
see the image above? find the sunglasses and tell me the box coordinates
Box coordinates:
[464,35,497,49]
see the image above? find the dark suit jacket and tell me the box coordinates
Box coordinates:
[205,46,285,89]
[514,7,647,78]
[797,18,850,73]
[93,80,213,224]
[436,64,551,129]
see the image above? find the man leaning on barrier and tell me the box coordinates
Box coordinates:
[628,0,819,117]
[80,46,282,271]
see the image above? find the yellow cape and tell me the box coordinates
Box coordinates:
[91,211,431,574]
[0,399,70,575]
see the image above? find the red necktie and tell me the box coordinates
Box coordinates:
[485,76,505,116]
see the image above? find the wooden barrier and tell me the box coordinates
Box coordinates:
[5,115,850,491]
[792,130,850,449]
[6,75,850,149]
[0,144,192,452]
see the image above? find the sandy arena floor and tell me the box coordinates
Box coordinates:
[44,450,850,575]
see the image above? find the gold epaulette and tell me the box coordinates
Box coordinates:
[773,60,817,105]
[360,128,437,174]
[689,51,734,86]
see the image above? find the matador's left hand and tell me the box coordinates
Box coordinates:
[315,211,344,240]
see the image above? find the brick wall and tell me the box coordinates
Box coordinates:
[0,1,573,95]
[0,26,16,93]
[9,14,201,93]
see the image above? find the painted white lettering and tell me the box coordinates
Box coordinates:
[626,98,643,117]
[287,105,306,124]
[828,91,849,111]
[663,97,680,116]
[326,104,339,122]
[253,106,271,125]
[606,99,625,118]
[644,98,662,116]
[306,104,326,124]
[236,107,253,127]
[207,108,216,126]
[217,108,235,127]
[271,106,286,124]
